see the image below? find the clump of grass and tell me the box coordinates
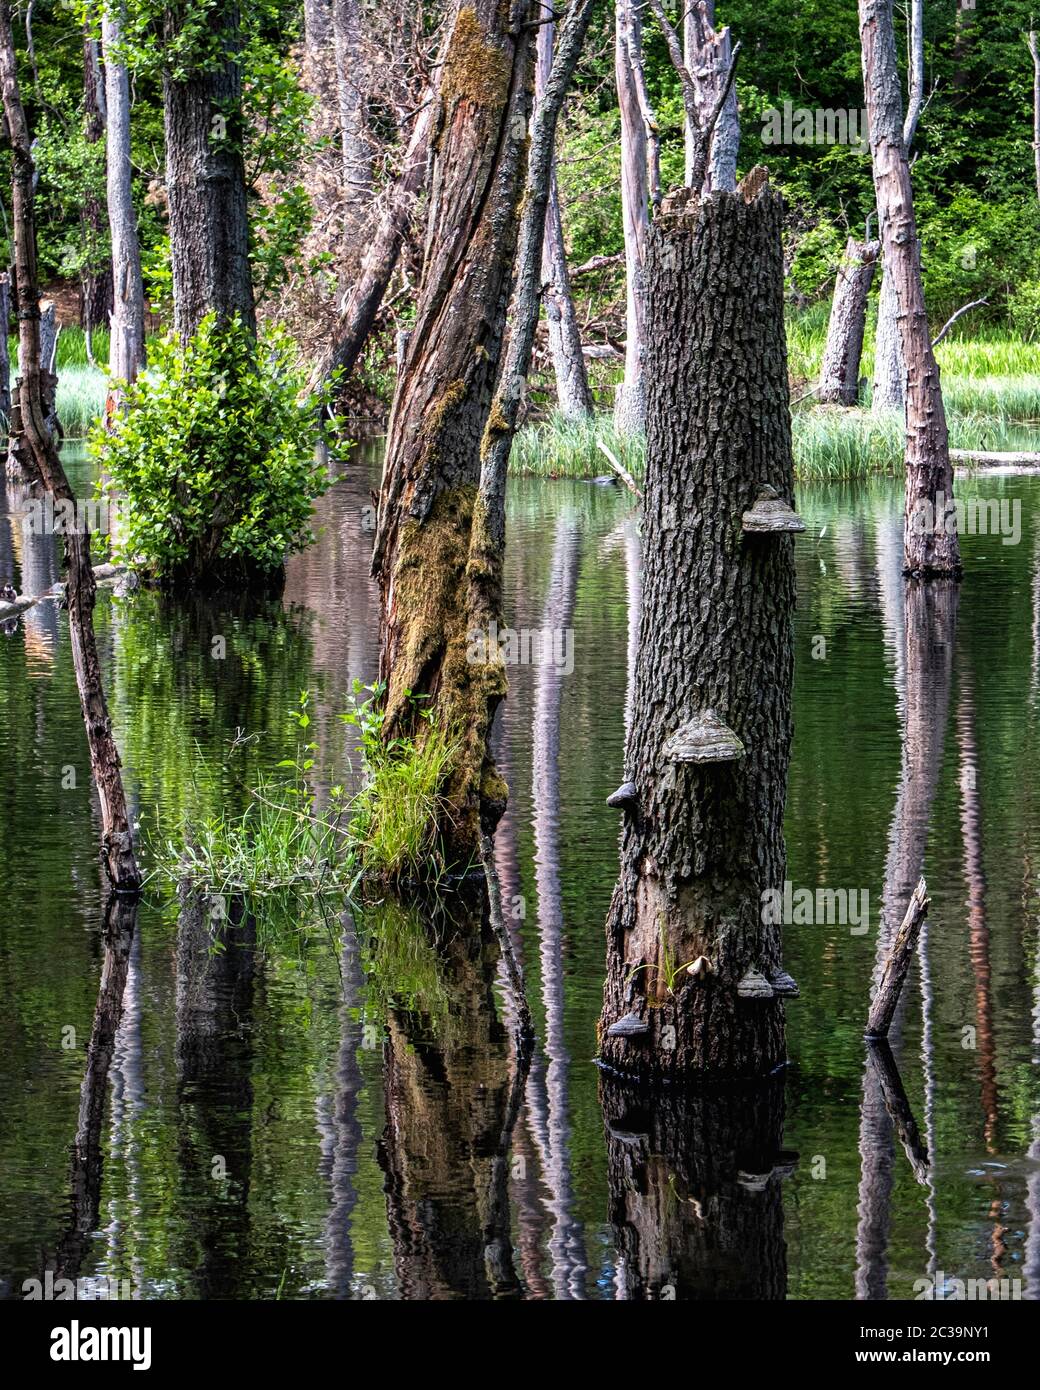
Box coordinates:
[510,410,645,480]
[343,681,457,883]
[792,406,905,479]
[56,365,107,439]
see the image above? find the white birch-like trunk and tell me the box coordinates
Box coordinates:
[102,1,145,387]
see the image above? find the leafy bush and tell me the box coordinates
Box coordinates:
[92,314,339,587]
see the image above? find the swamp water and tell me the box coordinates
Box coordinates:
[1,446,1039,1299]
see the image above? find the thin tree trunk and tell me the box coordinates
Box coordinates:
[860,0,960,577]
[0,271,10,427]
[598,171,797,1081]
[614,0,649,434]
[332,0,371,210]
[371,0,535,862]
[1029,32,1040,201]
[0,1,141,893]
[163,1,256,341]
[819,236,880,405]
[322,97,434,385]
[81,31,113,336]
[536,11,593,419]
[872,0,922,412]
[102,0,146,392]
[679,0,739,192]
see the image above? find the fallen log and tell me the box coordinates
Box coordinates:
[951,448,1040,468]
[0,562,129,621]
[866,877,928,1039]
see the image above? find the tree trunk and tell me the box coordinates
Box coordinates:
[860,0,960,578]
[603,1076,789,1297]
[614,0,649,434]
[819,236,879,405]
[332,0,371,211]
[536,15,593,419]
[0,0,141,893]
[102,0,146,391]
[322,97,434,385]
[598,171,797,1082]
[1029,32,1040,202]
[163,2,256,341]
[371,0,535,863]
[80,31,113,337]
[0,271,10,427]
[681,0,739,193]
[872,266,905,411]
[871,0,921,413]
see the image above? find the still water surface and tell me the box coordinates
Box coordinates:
[1,447,1039,1299]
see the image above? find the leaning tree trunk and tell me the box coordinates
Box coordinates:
[536,14,593,420]
[322,96,434,386]
[860,0,960,578]
[102,0,146,391]
[371,0,535,863]
[613,0,649,435]
[163,1,256,341]
[819,236,880,405]
[0,0,141,893]
[598,171,797,1082]
[871,0,921,413]
[0,271,10,426]
[81,31,113,339]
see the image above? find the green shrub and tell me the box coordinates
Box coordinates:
[92,314,339,586]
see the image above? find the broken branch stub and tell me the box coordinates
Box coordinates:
[866,877,929,1038]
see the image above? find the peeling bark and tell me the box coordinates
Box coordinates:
[860,0,960,577]
[598,173,796,1081]
[371,0,536,862]
[819,237,879,406]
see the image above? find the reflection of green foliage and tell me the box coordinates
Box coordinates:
[357,899,452,1040]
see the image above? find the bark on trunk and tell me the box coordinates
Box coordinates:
[102,1,146,392]
[871,0,921,414]
[603,1076,789,1298]
[680,0,739,193]
[164,2,256,341]
[322,98,434,385]
[598,171,797,1082]
[81,31,113,336]
[1029,32,1040,202]
[0,271,10,427]
[0,2,141,893]
[614,0,649,434]
[536,15,593,419]
[371,0,535,863]
[860,0,960,578]
[332,0,371,209]
[819,236,880,406]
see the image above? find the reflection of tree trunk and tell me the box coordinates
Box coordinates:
[602,1075,789,1299]
[1025,889,1040,1299]
[319,912,364,1297]
[855,577,957,1299]
[54,895,138,1282]
[175,886,255,1297]
[530,513,586,1298]
[377,889,524,1299]
[956,666,999,1155]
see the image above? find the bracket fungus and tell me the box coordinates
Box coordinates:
[663,709,744,764]
[606,1011,650,1039]
[606,781,638,810]
[741,484,806,535]
[736,967,775,999]
[770,969,800,997]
